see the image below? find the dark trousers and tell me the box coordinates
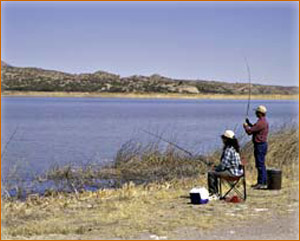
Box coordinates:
[207,170,234,194]
[254,142,268,185]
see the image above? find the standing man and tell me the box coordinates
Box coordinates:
[243,105,269,189]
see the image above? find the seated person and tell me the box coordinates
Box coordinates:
[208,130,243,195]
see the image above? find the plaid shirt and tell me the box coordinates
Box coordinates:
[220,146,243,176]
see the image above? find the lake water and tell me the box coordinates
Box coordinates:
[1,96,298,182]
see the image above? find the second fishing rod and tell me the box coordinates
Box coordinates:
[142,129,212,167]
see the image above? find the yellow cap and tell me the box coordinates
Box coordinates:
[255,105,267,114]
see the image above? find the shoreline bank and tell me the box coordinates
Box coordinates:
[1,91,299,100]
[2,126,298,239]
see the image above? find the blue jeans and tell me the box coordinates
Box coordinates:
[254,142,268,184]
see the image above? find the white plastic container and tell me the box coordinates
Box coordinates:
[189,187,209,204]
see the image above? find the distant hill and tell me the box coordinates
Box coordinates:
[1,61,298,95]
[1,61,11,68]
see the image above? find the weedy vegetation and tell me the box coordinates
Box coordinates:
[1,126,299,239]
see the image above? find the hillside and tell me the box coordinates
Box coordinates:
[1,61,298,95]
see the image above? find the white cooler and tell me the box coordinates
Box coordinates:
[189,187,209,204]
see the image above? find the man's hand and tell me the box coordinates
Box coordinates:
[206,157,214,166]
[245,118,251,125]
[245,118,254,127]
[209,163,215,171]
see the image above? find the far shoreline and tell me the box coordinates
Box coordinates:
[1,91,299,100]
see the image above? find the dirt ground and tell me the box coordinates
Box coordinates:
[9,212,298,240]
[3,178,298,240]
[166,212,299,240]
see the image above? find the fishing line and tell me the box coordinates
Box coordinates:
[1,126,19,160]
[141,129,212,166]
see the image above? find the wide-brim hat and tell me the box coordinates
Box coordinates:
[221,130,235,139]
[254,105,267,114]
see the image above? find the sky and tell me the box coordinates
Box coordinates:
[1,1,299,86]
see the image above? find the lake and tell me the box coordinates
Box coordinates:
[1,96,298,182]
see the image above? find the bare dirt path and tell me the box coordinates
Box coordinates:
[11,212,297,240]
[166,212,299,240]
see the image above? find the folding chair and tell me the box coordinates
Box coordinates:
[218,158,247,201]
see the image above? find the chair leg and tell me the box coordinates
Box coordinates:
[221,181,246,200]
[219,178,222,197]
[243,177,247,200]
[232,186,244,199]
[220,181,237,199]
[219,176,247,201]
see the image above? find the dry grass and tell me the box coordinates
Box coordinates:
[1,126,299,239]
[3,142,209,197]
[2,90,299,100]
[2,177,298,240]
[111,141,209,184]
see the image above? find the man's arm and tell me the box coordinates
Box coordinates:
[243,120,264,134]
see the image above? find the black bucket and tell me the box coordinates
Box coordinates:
[267,168,282,190]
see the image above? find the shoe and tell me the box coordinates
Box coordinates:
[209,194,220,200]
[251,183,259,188]
[253,184,267,190]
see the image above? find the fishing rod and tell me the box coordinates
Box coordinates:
[142,129,212,166]
[244,56,252,118]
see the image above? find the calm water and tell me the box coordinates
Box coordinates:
[1,97,298,180]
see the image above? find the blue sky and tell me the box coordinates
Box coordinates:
[1,1,299,86]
